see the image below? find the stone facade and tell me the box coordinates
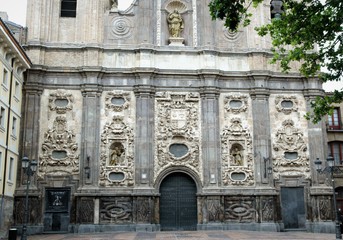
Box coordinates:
[14,0,333,235]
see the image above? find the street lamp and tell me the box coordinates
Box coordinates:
[315,155,343,240]
[21,157,37,240]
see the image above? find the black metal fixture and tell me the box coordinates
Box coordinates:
[315,155,343,240]
[270,0,283,19]
[21,156,37,240]
[263,157,273,178]
[84,155,90,179]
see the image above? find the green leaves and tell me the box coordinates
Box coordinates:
[209,0,343,123]
[209,0,264,31]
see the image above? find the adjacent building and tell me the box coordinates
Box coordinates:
[0,17,31,235]
[13,0,334,235]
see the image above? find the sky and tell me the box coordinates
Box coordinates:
[0,0,341,92]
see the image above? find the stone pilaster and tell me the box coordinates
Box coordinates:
[303,89,327,185]
[20,80,43,186]
[250,87,272,185]
[81,79,103,186]
[200,87,220,187]
[134,85,155,187]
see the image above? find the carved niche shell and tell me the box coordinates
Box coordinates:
[165,1,187,13]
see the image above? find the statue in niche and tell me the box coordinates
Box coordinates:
[167,10,184,38]
[231,146,243,166]
[109,143,125,165]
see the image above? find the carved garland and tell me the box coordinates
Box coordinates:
[221,118,254,186]
[105,91,131,114]
[154,92,201,181]
[272,119,310,179]
[275,95,298,115]
[224,94,248,114]
[48,90,74,114]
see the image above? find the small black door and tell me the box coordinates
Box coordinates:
[160,172,197,231]
[280,187,306,229]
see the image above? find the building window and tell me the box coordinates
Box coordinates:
[14,81,20,97]
[328,141,343,165]
[2,69,8,86]
[328,107,341,130]
[12,116,17,137]
[61,0,77,17]
[8,157,14,181]
[0,107,5,128]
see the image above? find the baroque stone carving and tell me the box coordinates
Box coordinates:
[154,92,201,181]
[207,196,224,223]
[105,91,131,114]
[14,197,41,224]
[319,198,331,220]
[224,94,248,114]
[275,95,298,115]
[136,197,151,223]
[100,197,133,223]
[48,90,74,114]
[261,197,274,222]
[111,17,132,39]
[39,116,79,176]
[100,115,134,187]
[221,118,254,186]
[78,198,94,223]
[272,120,310,179]
[224,197,256,222]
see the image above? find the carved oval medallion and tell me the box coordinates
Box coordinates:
[281,100,294,108]
[229,100,243,109]
[230,172,246,181]
[51,150,67,159]
[284,152,298,160]
[111,97,125,106]
[54,99,69,108]
[108,172,125,182]
[169,143,189,158]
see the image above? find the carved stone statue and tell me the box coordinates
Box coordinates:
[231,147,243,165]
[110,145,124,165]
[167,10,184,38]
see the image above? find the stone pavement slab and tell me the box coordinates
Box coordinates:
[19,230,334,240]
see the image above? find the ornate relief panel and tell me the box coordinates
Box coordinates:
[221,94,254,186]
[40,116,79,175]
[99,91,135,187]
[261,197,274,222]
[272,119,310,179]
[48,90,74,114]
[154,92,201,181]
[77,198,94,224]
[39,90,81,177]
[224,196,257,222]
[100,197,133,223]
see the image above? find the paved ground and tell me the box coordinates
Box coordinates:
[17,230,334,240]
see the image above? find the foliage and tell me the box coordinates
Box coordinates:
[209,0,343,123]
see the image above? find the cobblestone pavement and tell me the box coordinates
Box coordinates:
[22,230,334,240]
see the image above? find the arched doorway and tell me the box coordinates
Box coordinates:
[159,172,197,231]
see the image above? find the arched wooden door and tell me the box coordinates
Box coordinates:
[159,172,197,231]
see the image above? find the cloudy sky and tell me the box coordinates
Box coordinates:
[0,0,340,92]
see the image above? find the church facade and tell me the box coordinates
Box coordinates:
[14,0,333,234]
